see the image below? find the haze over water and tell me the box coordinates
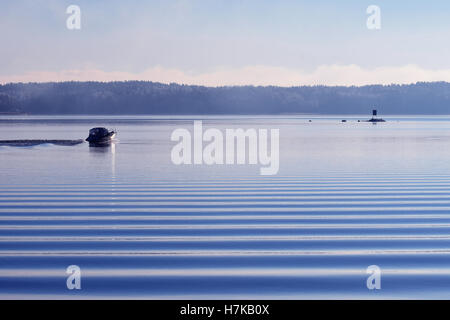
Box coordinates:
[2,115,450,298]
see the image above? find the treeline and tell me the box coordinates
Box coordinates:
[1,81,450,115]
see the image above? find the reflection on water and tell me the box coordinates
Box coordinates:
[88,141,116,154]
[1,116,450,298]
[88,141,117,196]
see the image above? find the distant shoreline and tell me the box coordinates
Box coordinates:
[0,112,26,115]
[2,81,450,115]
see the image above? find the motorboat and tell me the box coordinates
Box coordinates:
[86,127,116,144]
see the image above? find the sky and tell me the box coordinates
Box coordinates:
[2,0,450,86]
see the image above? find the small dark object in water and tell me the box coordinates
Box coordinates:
[366,108,386,122]
[86,127,116,144]
[341,120,347,122]
[367,118,386,122]
[0,140,83,147]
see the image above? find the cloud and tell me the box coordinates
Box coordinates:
[2,64,450,86]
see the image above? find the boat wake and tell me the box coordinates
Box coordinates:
[0,140,84,147]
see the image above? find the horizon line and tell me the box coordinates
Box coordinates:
[2,80,449,89]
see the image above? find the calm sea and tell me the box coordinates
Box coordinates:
[2,115,450,299]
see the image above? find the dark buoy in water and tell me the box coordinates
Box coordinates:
[367,109,386,122]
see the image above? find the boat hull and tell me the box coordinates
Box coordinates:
[86,131,116,144]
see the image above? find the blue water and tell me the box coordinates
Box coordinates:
[2,115,450,299]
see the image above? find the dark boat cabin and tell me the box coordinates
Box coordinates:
[88,127,109,137]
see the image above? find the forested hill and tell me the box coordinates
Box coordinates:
[1,81,450,115]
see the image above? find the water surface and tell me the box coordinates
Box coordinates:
[1,115,450,299]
